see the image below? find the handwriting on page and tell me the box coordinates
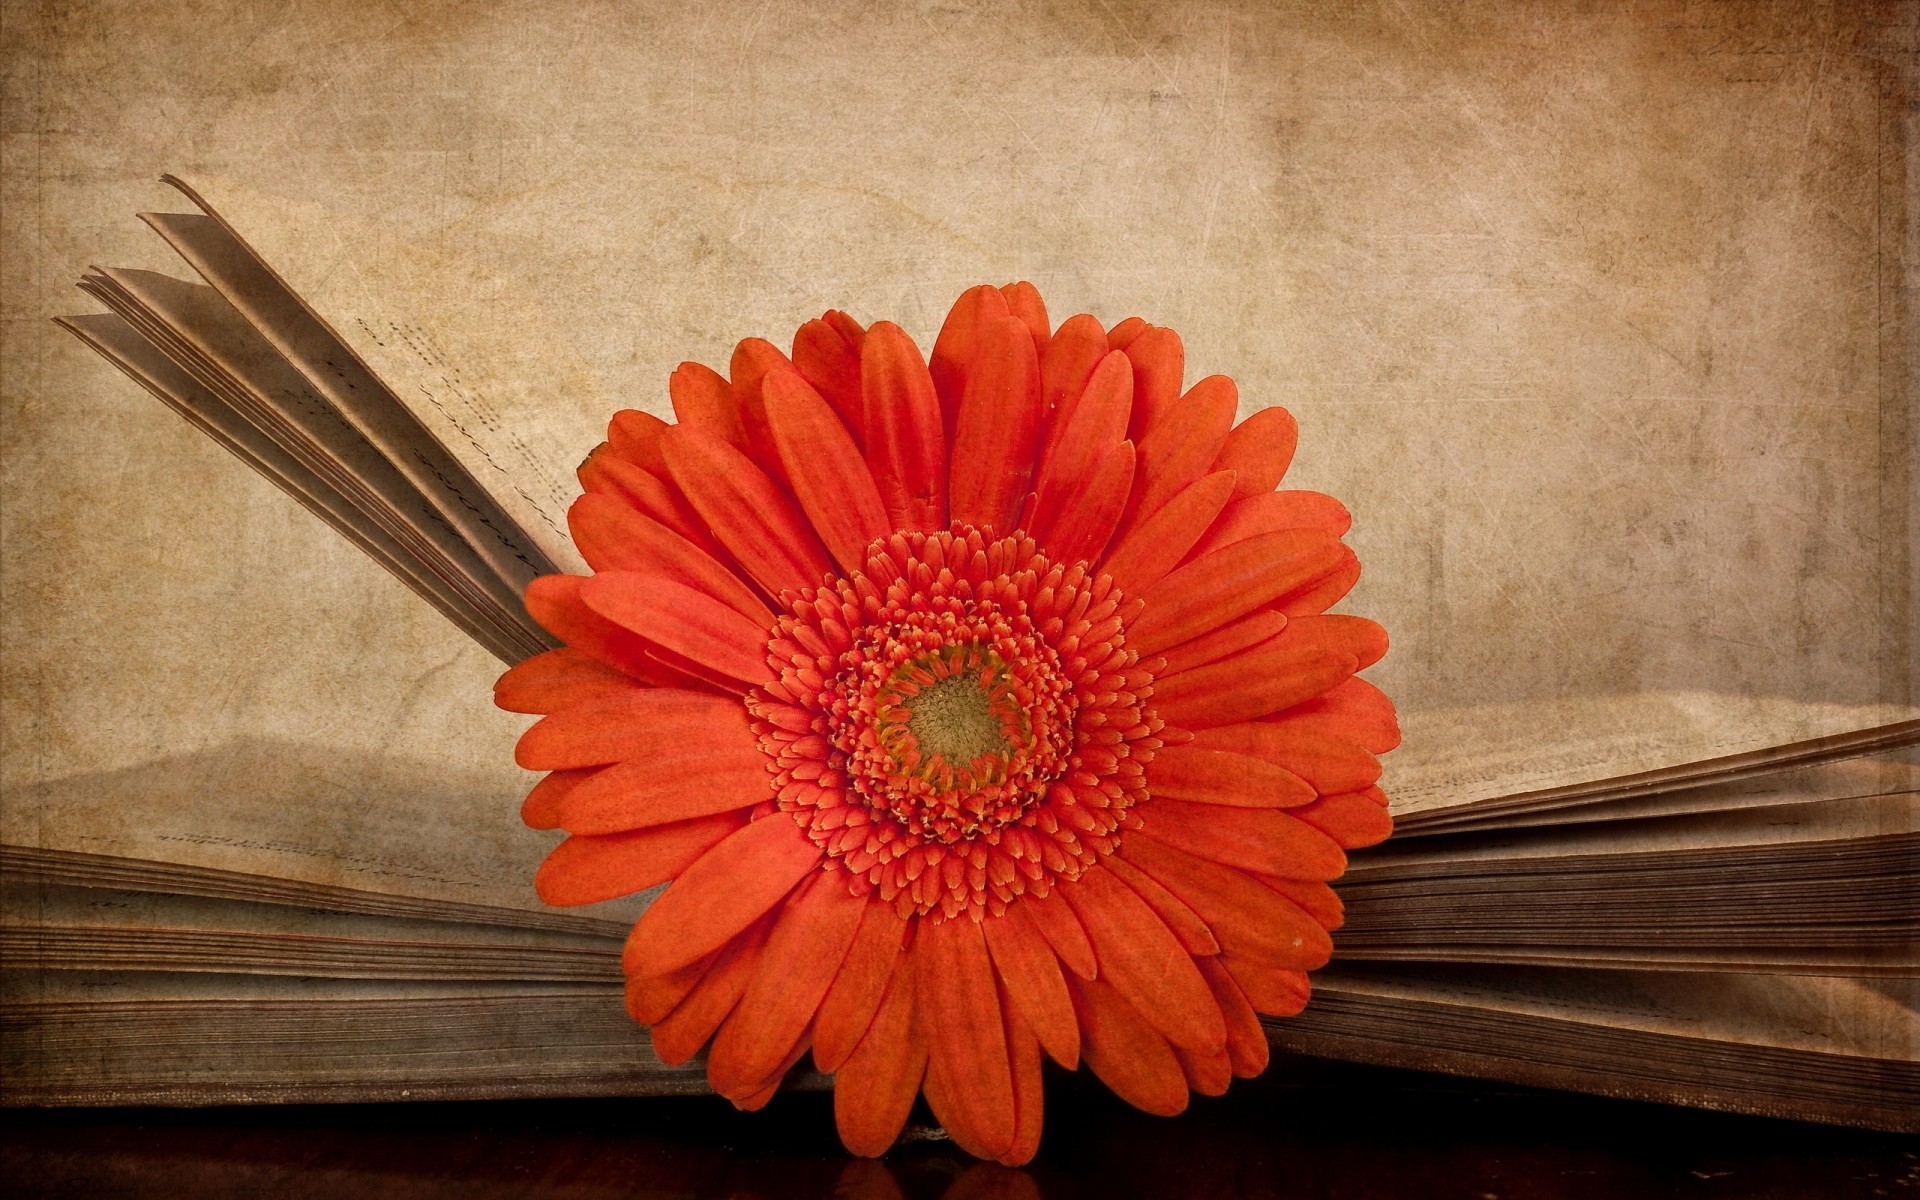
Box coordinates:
[338,322,565,580]
[354,317,573,546]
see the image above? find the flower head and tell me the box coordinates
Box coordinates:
[496,284,1398,1165]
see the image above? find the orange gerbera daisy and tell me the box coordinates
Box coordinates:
[494,284,1397,1165]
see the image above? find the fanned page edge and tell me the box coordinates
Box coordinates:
[153,174,576,629]
[159,174,589,583]
[52,312,527,665]
[1392,718,1920,836]
[63,273,537,663]
[0,843,631,940]
[1265,996,1917,1134]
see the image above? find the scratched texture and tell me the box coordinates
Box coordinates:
[1,2,1913,858]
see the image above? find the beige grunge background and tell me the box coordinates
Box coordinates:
[1,3,1912,834]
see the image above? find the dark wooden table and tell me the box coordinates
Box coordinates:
[4,1059,1914,1199]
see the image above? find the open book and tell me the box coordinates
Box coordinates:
[13,176,1916,1132]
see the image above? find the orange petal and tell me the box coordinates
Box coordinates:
[1176,1044,1233,1097]
[982,908,1080,1069]
[1190,490,1352,559]
[1032,350,1132,516]
[824,310,865,345]
[1106,316,1148,350]
[1153,646,1357,729]
[495,647,640,714]
[1067,974,1189,1116]
[730,338,792,400]
[1131,530,1344,655]
[1001,1007,1046,1167]
[521,767,597,830]
[1196,956,1270,1078]
[1060,867,1224,1053]
[1271,676,1401,753]
[792,316,867,443]
[1147,743,1316,808]
[516,688,747,770]
[1214,406,1298,499]
[1097,470,1237,593]
[580,572,771,688]
[1033,440,1133,567]
[763,367,891,575]
[835,953,928,1158]
[813,899,909,1073]
[670,361,747,450]
[1144,741,1313,806]
[621,815,823,975]
[662,426,835,597]
[578,452,719,558]
[930,284,1013,436]
[1122,326,1184,441]
[522,574,666,682]
[707,871,868,1095]
[626,955,707,1024]
[915,917,1016,1160]
[1017,890,1097,980]
[1219,953,1310,1017]
[1270,614,1387,671]
[1037,313,1111,467]
[923,1050,1013,1164]
[1293,788,1395,848]
[608,408,671,475]
[725,1031,812,1110]
[557,743,770,834]
[1129,374,1235,527]
[860,321,948,532]
[533,811,747,906]
[1100,853,1219,956]
[650,919,770,1065]
[1192,724,1381,795]
[618,640,742,696]
[1133,798,1346,883]
[1276,547,1360,616]
[1255,875,1345,929]
[729,337,796,487]
[1155,610,1287,678]
[568,493,770,624]
[1119,833,1334,968]
[631,647,724,694]
[1000,281,1051,353]
[949,316,1043,534]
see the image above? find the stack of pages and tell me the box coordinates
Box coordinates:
[9,178,1914,1133]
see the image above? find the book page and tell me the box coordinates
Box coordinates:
[70,274,543,663]
[1,881,615,953]
[1388,697,1920,818]
[0,979,726,1105]
[0,738,646,932]
[56,312,529,665]
[1316,966,1918,1063]
[158,177,599,581]
[1414,751,1920,833]
[139,205,578,594]
[1331,945,1911,976]
[1356,792,1919,872]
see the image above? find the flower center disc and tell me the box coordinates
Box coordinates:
[747,525,1165,921]
[901,655,1012,772]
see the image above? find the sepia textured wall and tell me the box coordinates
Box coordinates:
[1,2,1912,820]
